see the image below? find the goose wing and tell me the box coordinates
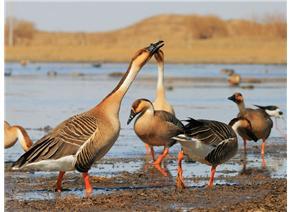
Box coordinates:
[183,118,235,147]
[155,110,184,129]
[13,112,98,169]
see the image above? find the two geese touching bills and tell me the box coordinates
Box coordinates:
[5,41,283,195]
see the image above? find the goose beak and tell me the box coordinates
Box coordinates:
[227,94,236,102]
[146,40,164,55]
[127,110,137,125]
[279,111,283,116]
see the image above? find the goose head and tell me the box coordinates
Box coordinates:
[127,99,153,125]
[227,92,244,104]
[254,105,283,118]
[130,41,164,69]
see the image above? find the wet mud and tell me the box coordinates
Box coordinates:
[5,141,286,211]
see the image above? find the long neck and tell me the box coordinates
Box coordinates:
[230,121,242,133]
[16,126,33,152]
[99,63,140,115]
[156,61,166,100]
[237,101,246,115]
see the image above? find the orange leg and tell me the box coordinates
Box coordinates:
[150,146,155,161]
[243,139,247,154]
[176,150,185,189]
[153,147,169,166]
[261,139,265,156]
[55,171,65,192]
[261,139,266,168]
[82,172,93,195]
[208,166,216,188]
[145,144,151,154]
[153,147,169,176]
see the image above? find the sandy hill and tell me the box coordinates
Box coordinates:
[5,14,286,63]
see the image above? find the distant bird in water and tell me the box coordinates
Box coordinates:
[47,71,58,77]
[227,71,241,86]
[12,41,164,195]
[4,121,33,152]
[228,93,273,167]
[173,117,257,189]
[144,49,176,155]
[127,98,183,176]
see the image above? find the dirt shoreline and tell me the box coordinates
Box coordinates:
[5,141,287,211]
[5,171,286,211]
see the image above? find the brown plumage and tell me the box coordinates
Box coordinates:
[4,121,33,152]
[143,49,175,155]
[12,41,165,195]
[127,98,183,176]
[228,92,273,162]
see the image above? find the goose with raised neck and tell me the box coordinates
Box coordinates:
[12,41,164,195]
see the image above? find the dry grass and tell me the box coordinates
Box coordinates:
[5,14,286,64]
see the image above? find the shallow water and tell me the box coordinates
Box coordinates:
[4,62,287,201]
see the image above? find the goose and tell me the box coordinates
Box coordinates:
[4,121,33,152]
[173,117,257,189]
[144,50,175,155]
[127,98,183,176]
[12,41,164,195]
[254,104,286,139]
[227,71,241,86]
[228,92,273,156]
[253,105,283,118]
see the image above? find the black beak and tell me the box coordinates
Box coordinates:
[279,111,283,116]
[227,94,236,102]
[127,110,137,125]
[146,40,164,55]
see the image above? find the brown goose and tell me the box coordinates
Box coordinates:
[127,98,183,176]
[143,50,175,155]
[173,117,257,189]
[12,41,164,195]
[228,92,273,157]
[4,121,33,152]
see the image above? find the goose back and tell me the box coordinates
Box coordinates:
[134,110,183,147]
[237,108,273,140]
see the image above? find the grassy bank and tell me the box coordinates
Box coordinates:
[5,14,286,64]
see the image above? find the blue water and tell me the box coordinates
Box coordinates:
[5,62,286,78]
[4,62,287,201]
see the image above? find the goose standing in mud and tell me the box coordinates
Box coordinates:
[228,93,273,160]
[12,41,165,195]
[254,104,286,139]
[4,121,33,152]
[144,50,176,155]
[173,117,257,189]
[127,98,183,176]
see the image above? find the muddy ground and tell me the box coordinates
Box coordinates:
[5,141,287,212]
